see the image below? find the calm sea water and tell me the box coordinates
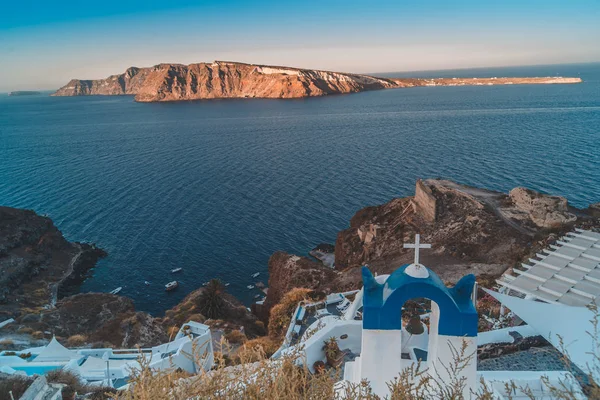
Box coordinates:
[1,63,599,314]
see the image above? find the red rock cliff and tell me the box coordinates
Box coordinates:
[53,61,397,102]
[53,61,582,102]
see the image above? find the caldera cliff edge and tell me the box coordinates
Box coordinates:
[258,179,600,321]
[52,61,582,102]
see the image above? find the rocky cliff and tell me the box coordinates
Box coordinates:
[334,179,598,279]
[0,207,259,349]
[258,252,338,319]
[52,61,582,102]
[260,180,599,317]
[0,207,105,315]
[53,61,397,101]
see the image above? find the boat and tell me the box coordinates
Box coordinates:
[144,281,150,286]
[171,268,183,273]
[224,283,230,287]
[202,282,209,286]
[251,272,260,278]
[247,285,254,290]
[165,281,179,291]
[110,287,122,295]
[254,294,261,299]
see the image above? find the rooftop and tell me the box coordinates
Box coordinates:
[497,229,600,306]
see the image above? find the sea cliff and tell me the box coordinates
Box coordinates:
[0,207,260,349]
[259,179,600,318]
[52,61,582,102]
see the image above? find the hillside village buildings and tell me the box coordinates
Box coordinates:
[2,230,599,398]
[275,232,599,398]
[0,321,213,391]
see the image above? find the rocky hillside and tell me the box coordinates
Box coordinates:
[334,180,598,279]
[52,61,581,102]
[0,207,105,316]
[0,207,260,349]
[260,180,599,317]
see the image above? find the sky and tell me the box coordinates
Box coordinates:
[1,0,599,91]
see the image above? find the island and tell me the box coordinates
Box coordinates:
[8,91,41,96]
[51,61,582,103]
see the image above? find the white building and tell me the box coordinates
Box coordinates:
[276,234,591,399]
[0,321,213,390]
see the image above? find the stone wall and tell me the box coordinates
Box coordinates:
[413,179,437,222]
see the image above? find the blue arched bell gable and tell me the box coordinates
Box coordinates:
[361,265,478,337]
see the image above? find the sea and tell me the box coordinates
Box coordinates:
[1,63,599,315]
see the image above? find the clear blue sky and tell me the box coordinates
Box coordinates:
[1,0,599,91]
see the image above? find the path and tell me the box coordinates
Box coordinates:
[431,180,535,237]
[50,244,83,307]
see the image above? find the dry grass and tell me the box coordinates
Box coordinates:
[108,320,600,400]
[31,330,45,339]
[167,325,180,338]
[116,345,338,400]
[109,343,598,400]
[268,288,316,341]
[66,334,88,347]
[0,376,33,400]
[224,330,247,344]
[46,369,116,399]
[234,336,280,363]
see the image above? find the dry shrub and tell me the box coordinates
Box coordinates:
[167,325,180,338]
[19,307,43,315]
[235,336,280,363]
[109,332,596,400]
[66,334,88,347]
[31,331,44,339]
[224,330,247,344]
[0,376,33,400]
[46,369,115,399]
[116,345,338,400]
[268,288,314,341]
[187,313,205,323]
[17,326,34,334]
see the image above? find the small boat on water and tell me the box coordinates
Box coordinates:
[247,285,255,290]
[165,281,179,291]
[202,282,209,286]
[251,272,260,278]
[224,283,230,287]
[254,294,261,299]
[144,281,150,286]
[110,287,122,295]
[171,268,183,274]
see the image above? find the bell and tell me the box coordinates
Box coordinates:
[405,315,424,335]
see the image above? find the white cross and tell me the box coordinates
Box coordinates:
[403,234,431,266]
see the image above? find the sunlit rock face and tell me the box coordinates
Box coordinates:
[53,61,397,101]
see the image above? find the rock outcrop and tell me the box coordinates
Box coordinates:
[253,252,338,322]
[0,207,105,316]
[53,61,397,101]
[52,61,582,102]
[40,293,168,348]
[163,285,266,339]
[261,180,598,318]
[508,187,577,228]
[333,180,597,279]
